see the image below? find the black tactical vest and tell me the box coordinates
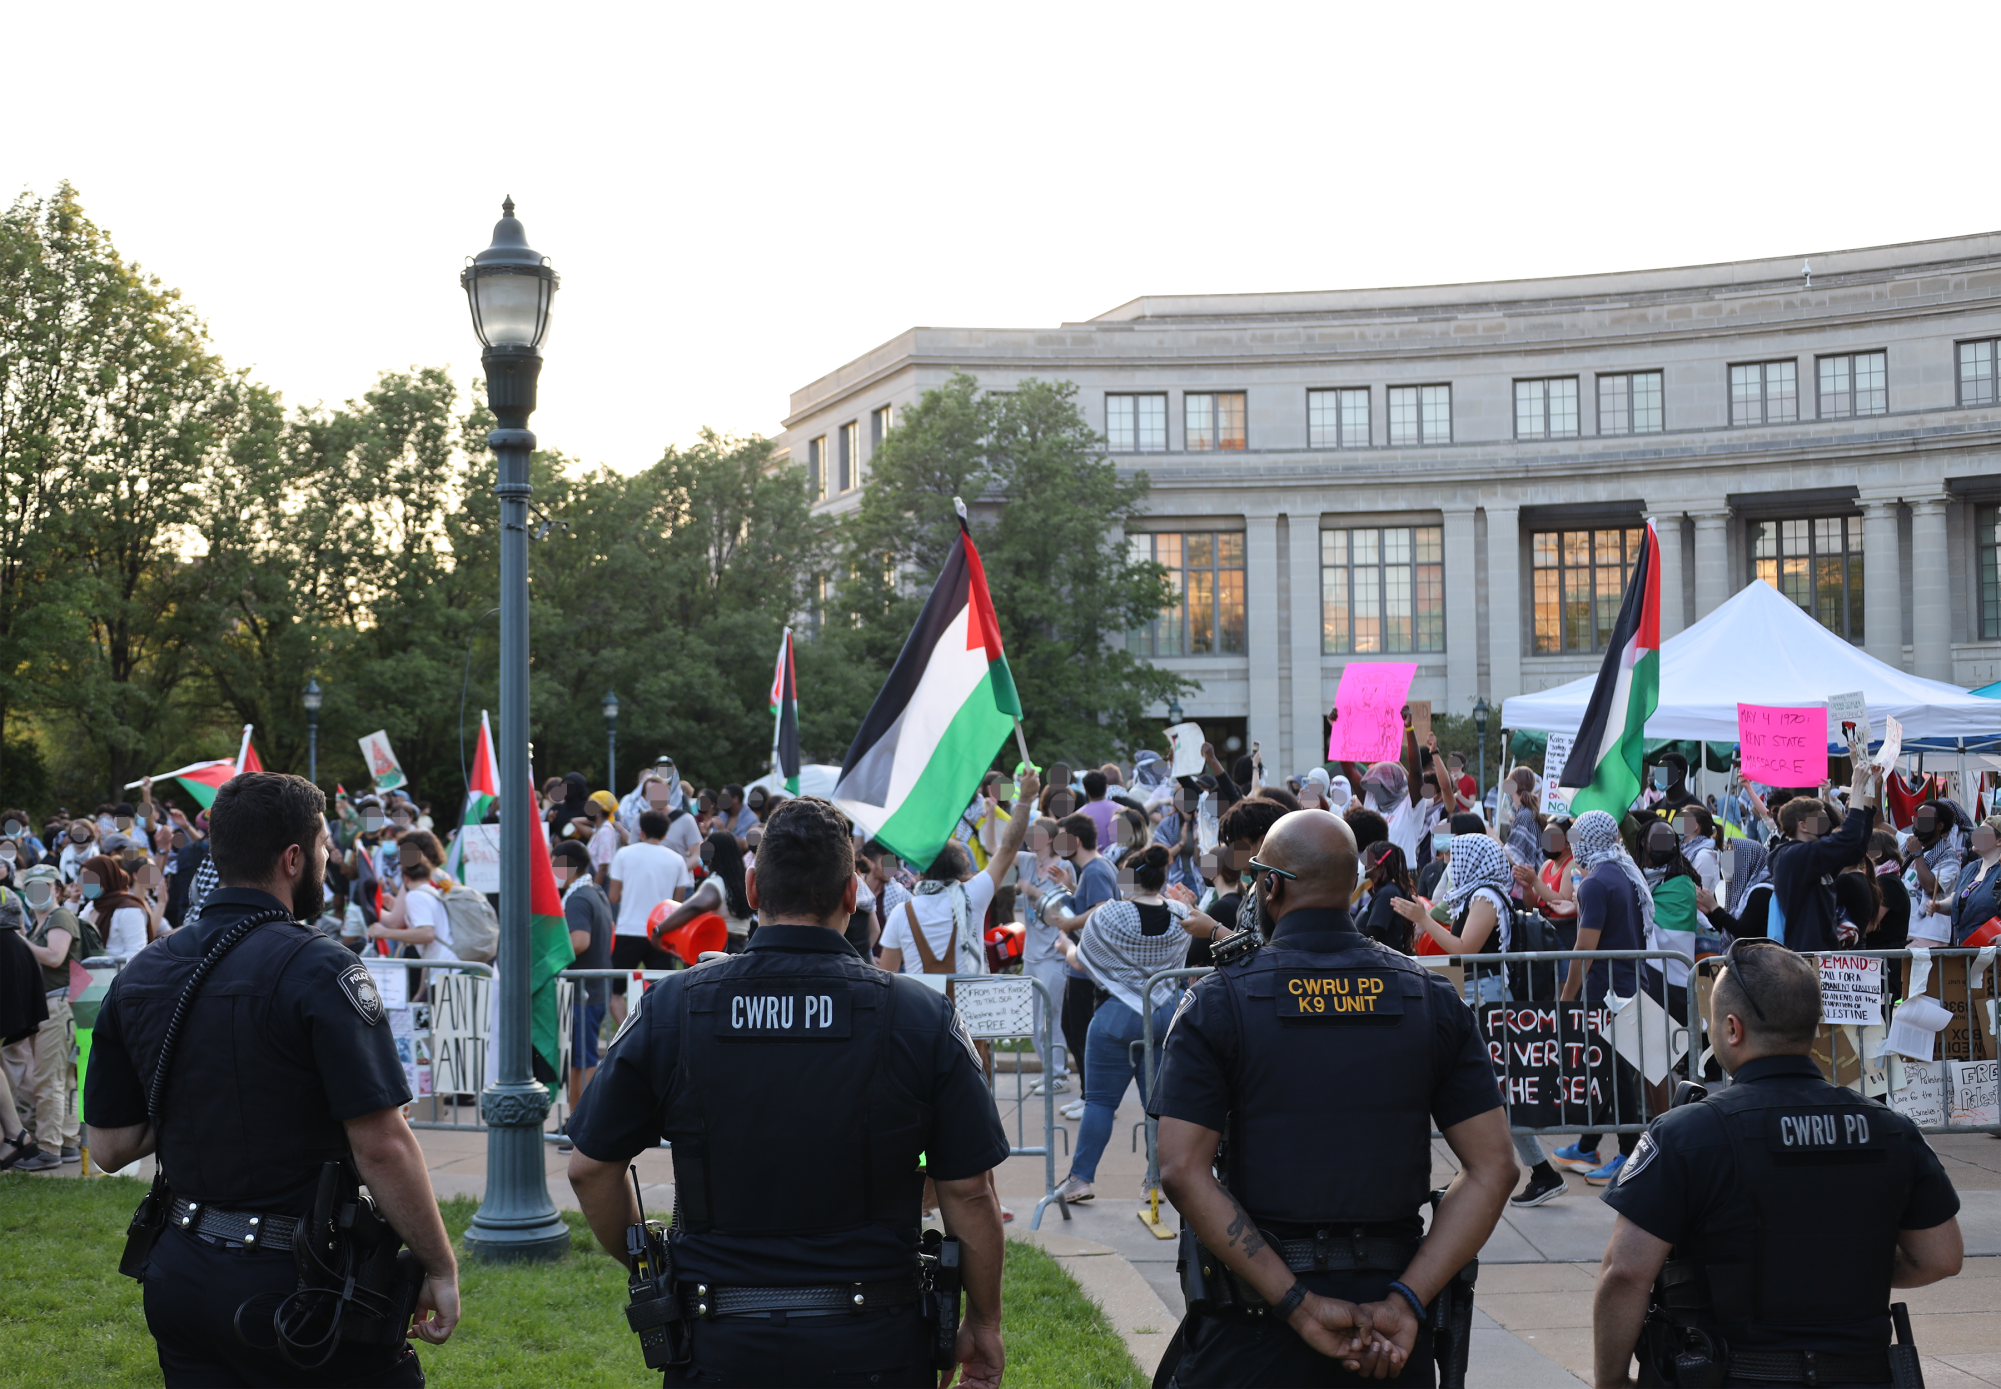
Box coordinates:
[664,945,926,1237]
[1678,1074,1915,1335]
[1217,930,1438,1224]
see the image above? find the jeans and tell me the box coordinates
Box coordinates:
[1069,995,1178,1184]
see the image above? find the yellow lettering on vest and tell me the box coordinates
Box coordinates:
[1289,978,1305,996]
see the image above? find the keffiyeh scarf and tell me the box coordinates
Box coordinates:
[1725,837,1771,918]
[1570,809,1657,940]
[1442,833,1512,912]
[1075,898,1191,1016]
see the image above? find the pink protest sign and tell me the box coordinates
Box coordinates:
[1736,703,1828,787]
[1328,662,1418,762]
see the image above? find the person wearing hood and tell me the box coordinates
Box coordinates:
[1645,750,1703,814]
[1696,837,1775,940]
[548,771,593,840]
[1905,798,1969,948]
[1326,775,1352,812]
[1298,767,1333,811]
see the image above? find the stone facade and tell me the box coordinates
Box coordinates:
[778,233,2001,776]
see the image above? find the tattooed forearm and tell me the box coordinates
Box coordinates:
[1223,1193,1267,1259]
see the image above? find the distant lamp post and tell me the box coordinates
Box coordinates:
[602,689,620,792]
[302,679,323,784]
[1473,696,1491,806]
[1165,697,1183,725]
[460,197,568,1263]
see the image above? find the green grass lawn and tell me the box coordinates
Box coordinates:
[0,1176,1143,1388]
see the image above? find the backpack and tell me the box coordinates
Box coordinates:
[443,884,499,963]
[51,906,107,963]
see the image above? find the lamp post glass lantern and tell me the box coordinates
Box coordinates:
[460,198,569,1262]
[302,679,322,785]
[602,689,619,794]
[1165,697,1183,725]
[1472,696,1491,810]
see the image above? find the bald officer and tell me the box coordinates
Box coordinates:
[1153,809,1516,1386]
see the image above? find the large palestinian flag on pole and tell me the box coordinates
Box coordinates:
[1559,519,1661,818]
[834,502,1021,871]
[528,811,574,1087]
[769,627,801,795]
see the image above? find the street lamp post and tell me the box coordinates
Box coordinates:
[1473,696,1491,813]
[602,689,619,793]
[302,679,323,785]
[1165,697,1183,725]
[459,198,569,1262]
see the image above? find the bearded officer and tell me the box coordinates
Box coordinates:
[567,790,1024,1388]
[84,772,458,1386]
[1153,808,1516,1386]
[1593,939,1963,1388]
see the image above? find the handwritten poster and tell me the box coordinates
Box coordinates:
[1875,715,1904,773]
[1950,1059,1999,1128]
[358,729,408,792]
[1542,732,1576,817]
[1826,690,1868,746]
[1736,703,1828,787]
[1328,662,1418,762]
[1165,723,1206,779]
[1817,954,1884,1028]
[953,977,1039,1040]
[1888,1059,1947,1128]
[1477,1000,1616,1129]
[455,823,501,894]
[430,971,490,1097]
[365,961,409,1011]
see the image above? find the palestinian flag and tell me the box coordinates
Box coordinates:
[133,726,266,808]
[769,627,801,795]
[834,500,1020,871]
[442,711,500,884]
[1560,519,1661,818]
[528,811,574,1087]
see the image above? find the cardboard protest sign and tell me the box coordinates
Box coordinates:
[1407,700,1432,751]
[1888,1058,1948,1128]
[365,961,409,1011]
[359,729,408,792]
[1166,723,1206,779]
[1477,1000,1617,1129]
[1328,662,1417,762]
[455,823,502,894]
[1826,691,1868,746]
[1908,954,1997,1063]
[429,971,490,1096]
[1950,1060,1999,1128]
[1542,732,1576,817]
[1817,954,1884,1028]
[1736,703,1828,786]
[1874,715,1904,772]
[953,977,1039,1040]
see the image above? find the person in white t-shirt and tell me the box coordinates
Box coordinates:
[877,774,1038,980]
[606,810,694,1024]
[368,852,457,960]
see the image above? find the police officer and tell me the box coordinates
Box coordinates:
[1153,808,1517,1386]
[85,772,458,1387]
[566,790,1022,1388]
[1593,939,1962,1388]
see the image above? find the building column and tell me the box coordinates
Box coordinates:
[1692,509,1732,621]
[1245,514,1283,760]
[1443,506,1478,712]
[1910,495,1952,681]
[1861,499,1903,670]
[1287,511,1326,774]
[1484,505,1522,704]
[1649,508,1685,638]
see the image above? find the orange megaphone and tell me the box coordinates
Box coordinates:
[648,902,728,965]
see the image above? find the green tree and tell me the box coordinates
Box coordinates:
[832,373,1189,767]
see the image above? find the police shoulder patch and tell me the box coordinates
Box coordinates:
[338,963,385,1026]
[1616,1129,1661,1185]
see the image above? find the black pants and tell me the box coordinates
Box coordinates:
[1176,1269,1434,1387]
[664,1305,931,1387]
[611,934,678,994]
[141,1223,423,1388]
[1061,974,1100,1069]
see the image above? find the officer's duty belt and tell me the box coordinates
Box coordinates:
[1273,1234,1421,1275]
[679,1278,920,1319]
[1727,1348,1894,1385]
[168,1196,297,1250]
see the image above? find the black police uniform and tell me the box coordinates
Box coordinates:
[84,888,419,1388]
[1602,1055,1959,1387]
[568,922,1010,1388]
[1149,906,1504,1388]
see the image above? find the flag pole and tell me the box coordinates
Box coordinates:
[1012,719,1034,776]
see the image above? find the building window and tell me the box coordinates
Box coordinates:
[807,435,826,501]
[837,421,857,492]
[1515,378,1580,440]
[1185,392,1247,451]
[1387,385,1451,445]
[1321,526,1444,655]
[1753,516,1864,641]
[1130,531,1246,656]
[1308,388,1370,447]
[1106,393,1167,453]
[1531,526,1645,654]
[870,404,891,450]
[1958,341,1999,407]
[1981,505,2001,640]
[1598,372,1664,435]
[1817,352,1887,419]
[1730,360,1798,426]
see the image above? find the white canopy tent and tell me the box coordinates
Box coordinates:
[1502,579,2001,744]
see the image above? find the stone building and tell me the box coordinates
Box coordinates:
[778,233,2001,776]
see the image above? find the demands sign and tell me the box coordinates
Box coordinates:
[1478,1000,1617,1129]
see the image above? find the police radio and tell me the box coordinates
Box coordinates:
[622,1166,689,1369]
[1210,926,1260,967]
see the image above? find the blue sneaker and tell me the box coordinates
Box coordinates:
[1551,1143,1600,1173]
[1584,1154,1626,1187]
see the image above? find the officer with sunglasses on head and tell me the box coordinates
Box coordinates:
[1593,938,1963,1389]
[1150,808,1517,1386]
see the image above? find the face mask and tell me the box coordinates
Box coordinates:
[1650,767,1671,790]
[1433,832,1452,853]
[82,884,103,900]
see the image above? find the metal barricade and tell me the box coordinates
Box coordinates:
[362,959,497,1132]
[1689,946,2000,1135]
[550,967,673,1145]
[941,973,1070,1229]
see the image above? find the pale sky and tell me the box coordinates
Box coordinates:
[8,2,1996,475]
